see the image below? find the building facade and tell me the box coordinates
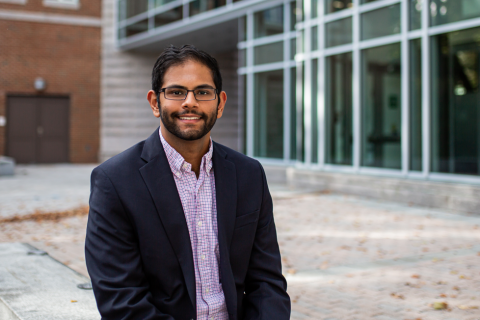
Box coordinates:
[0,0,101,163]
[103,0,480,211]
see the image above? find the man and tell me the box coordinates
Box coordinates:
[85,45,290,320]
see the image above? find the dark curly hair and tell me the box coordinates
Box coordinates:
[151,45,222,99]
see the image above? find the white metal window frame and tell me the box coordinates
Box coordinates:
[256,0,480,185]
[43,0,79,10]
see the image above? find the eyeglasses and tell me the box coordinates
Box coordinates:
[159,87,218,101]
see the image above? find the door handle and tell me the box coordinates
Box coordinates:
[37,126,44,136]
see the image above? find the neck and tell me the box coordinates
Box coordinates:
[160,125,210,178]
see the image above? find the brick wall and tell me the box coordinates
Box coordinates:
[0,0,101,163]
[0,0,101,17]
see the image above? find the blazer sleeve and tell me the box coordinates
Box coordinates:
[85,167,174,320]
[242,163,291,320]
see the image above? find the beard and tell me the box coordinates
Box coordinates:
[159,104,218,141]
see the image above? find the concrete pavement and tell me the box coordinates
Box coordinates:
[0,165,479,319]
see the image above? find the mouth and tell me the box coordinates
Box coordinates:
[178,116,201,120]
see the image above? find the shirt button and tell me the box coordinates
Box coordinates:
[206,288,209,294]
[197,221,202,227]
[201,254,205,260]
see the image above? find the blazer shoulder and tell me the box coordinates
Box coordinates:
[214,142,263,173]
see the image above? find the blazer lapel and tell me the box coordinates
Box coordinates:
[139,129,196,310]
[213,142,238,318]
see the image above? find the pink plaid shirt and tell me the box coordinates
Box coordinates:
[159,129,229,320]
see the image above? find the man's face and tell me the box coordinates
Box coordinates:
[148,60,226,141]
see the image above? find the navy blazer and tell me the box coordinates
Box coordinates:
[85,129,291,320]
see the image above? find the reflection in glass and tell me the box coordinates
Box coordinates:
[290,38,297,60]
[119,0,148,20]
[239,16,246,42]
[254,70,284,159]
[361,4,401,40]
[254,6,284,38]
[410,39,422,171]
[125,19,149,37]
[254,42,283,65]
[312,59,319,163]
[325,0,353,14]
[326,52,353,165]
[410,0,422,30]
[362,43,402,169]
[430,0,480,27]
[155,0,175,7]
[190,0,226,16]
[154,7,182,27]
[312,26,319,51]
[290,2,297,31]
[325,17,352,48]
[431,28,480,176]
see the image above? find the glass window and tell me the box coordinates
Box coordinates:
[290,37,297,60]
[189,0,226,17]
[410,39,422,171]
[254,42,284,65]
[312,26,319,51]
[312,0,319,19]
[290,2,297,31]
[124,19,149,38]
[239,16,247,42]
[296,64,305,162]
[155,0,176,7]
[410,0,422,30]
[311,59,319,163]
[361,43,402,169]
[430,0,480,27]
[254,70,284,159]
[254,6,284,38]
[361,4,401,41]
[239,49,246,68]
[325,0,353,14]
[326,52,353,165]
[154,7,182,27]
[123,0,148,19]
[431,27,480,176]
[325,17,352,48]
[291,67,297,160]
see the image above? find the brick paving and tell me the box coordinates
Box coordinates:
[0,175,479,319]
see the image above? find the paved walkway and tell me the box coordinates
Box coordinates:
[1,165,479,319]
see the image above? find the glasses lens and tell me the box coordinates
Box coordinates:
[165,88,187,100]
[194,89,216,101]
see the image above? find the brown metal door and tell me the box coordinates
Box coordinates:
[7,96,69,163]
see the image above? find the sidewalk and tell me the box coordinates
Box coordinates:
[0,165,479,319]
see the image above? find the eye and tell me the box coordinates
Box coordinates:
[197,90,209,95]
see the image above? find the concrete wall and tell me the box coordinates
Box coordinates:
[101,0,242,161]
[263,165,480,215]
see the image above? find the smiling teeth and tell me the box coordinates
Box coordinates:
[180,117,200,120]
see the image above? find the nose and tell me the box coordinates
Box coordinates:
[182,91,198,107]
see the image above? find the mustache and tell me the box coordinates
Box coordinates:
[171,110,206,118]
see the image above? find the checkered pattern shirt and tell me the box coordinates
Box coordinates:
[159,129,228,320]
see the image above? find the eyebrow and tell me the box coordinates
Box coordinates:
[165,84,216,90]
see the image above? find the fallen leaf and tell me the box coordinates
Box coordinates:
[457,305,478,310]
[411,274,421,279]
[450,270,458,275]
[71,300,78,303]
[453,286,461,291]
[391,293,405,299]
[459,275,470,279]
[433,301,448,310]
[320,261,329,270]
[439,294,447,298]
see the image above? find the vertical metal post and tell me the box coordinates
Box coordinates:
[317,0,325,167]
[304,0,312,165]
[421,0,430,177]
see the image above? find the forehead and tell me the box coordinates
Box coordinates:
[163,60,214,86]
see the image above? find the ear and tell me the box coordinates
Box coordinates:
[147,90,161,118]
[216,91,227,119]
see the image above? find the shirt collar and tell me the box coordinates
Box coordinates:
[159,128,214,178]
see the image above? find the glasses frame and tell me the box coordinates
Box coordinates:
[159,87,218,101]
